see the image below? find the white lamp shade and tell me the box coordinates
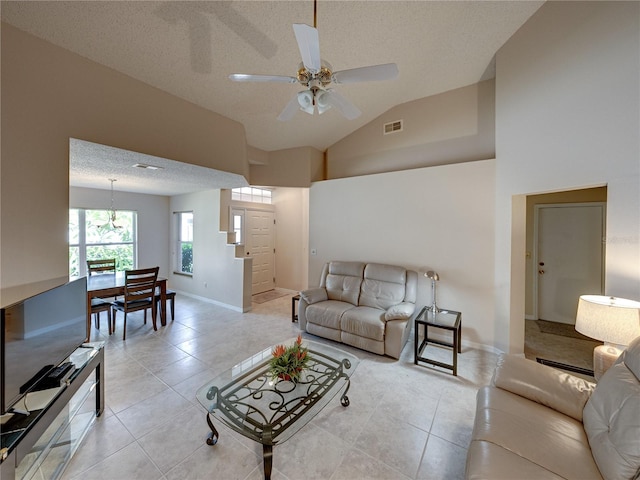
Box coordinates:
[575,295,640,345]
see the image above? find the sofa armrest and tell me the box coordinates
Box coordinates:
[384,302,415,321]
[300,287,328,305]
[492,354,596,422]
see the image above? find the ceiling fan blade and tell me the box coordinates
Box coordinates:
[277,93,301,121]
[293,23,321,73]
[325,90,361,120]
[229,73,297,83]
[332,63,399,84]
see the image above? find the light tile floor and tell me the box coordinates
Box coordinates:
[60,293,502,480]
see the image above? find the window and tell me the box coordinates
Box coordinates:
[176,211,193,274]
[232,187,272,204]
[231,208,244,245]
[69,209,136,277]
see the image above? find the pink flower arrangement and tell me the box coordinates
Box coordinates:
[269,335,311,382]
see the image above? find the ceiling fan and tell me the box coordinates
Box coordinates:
[228,1,398,121]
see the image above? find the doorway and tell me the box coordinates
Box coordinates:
[245,209,276,295]
[534,203,605,324]
[524,187,607,372]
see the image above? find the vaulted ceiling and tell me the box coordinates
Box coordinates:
[1,1,544,193]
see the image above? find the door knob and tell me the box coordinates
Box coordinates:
[538,269,545,275]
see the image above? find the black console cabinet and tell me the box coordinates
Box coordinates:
[0,344,104,480]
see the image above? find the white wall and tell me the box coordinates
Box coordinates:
[170,190,251,311]
[495,1,640,353]
[309,160,496,349]
[70,187,170,277]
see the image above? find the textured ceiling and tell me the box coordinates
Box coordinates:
[70,139,248,196]
[1,0,544,194]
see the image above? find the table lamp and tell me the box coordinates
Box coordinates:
[575,295,640,380]
[424,271,440,314]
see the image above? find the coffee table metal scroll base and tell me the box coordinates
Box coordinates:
[199,344,357,480]
[205,413,218,446]
[204,387,352,480]
[204,370,352,480]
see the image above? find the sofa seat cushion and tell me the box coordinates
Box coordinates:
[341,306,385,341]
[305,300,355,330]
[470,386,602,480]
[466,441,566,480]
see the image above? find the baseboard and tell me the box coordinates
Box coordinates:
[174,291,245,312]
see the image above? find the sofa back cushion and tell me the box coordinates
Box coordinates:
[583,336,640,480]
[359,263,408,310]
[323,261,365,306]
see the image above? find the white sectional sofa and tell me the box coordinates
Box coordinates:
[298,261,418,359]
[466,336,640,479]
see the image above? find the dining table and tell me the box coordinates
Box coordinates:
[84,272,167,342]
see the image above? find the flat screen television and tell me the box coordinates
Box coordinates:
[0,277,87,415]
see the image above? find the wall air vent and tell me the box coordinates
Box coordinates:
[383,120,403,135]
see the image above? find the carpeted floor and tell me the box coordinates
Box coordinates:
[252,288,291,304]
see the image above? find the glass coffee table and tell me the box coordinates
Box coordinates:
[196,338,359,480]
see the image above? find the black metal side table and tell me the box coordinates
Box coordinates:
[291,294,300,322]
[414,306,462,375]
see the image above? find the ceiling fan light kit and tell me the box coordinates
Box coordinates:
[229,2,398,121]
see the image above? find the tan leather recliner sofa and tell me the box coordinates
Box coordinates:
[466,335,640,480]
[298,261,417,359]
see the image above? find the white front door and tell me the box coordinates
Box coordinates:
[246,210,275,295]
[536,203,605,324]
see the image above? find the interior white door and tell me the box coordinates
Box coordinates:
[536,203,605,324]
[246,210,275,295]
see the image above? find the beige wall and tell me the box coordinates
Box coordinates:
[273,188,309,292]
[0,24,248,299]
[524,187,607,317]
[495,1,639,353]
[326,80,495,179]
[309,160,497,350]
[250,147,324,187]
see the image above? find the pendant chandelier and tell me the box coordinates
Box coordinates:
[100,178,122,229]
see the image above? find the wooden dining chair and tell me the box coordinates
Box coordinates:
[111,267,159,340]
[90,298,113,335]
[87,258,116,275]
[156,288,176,322]
[87,258,117,334]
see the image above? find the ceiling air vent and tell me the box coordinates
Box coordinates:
[383,120,403,135]
[133,163,163,170]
